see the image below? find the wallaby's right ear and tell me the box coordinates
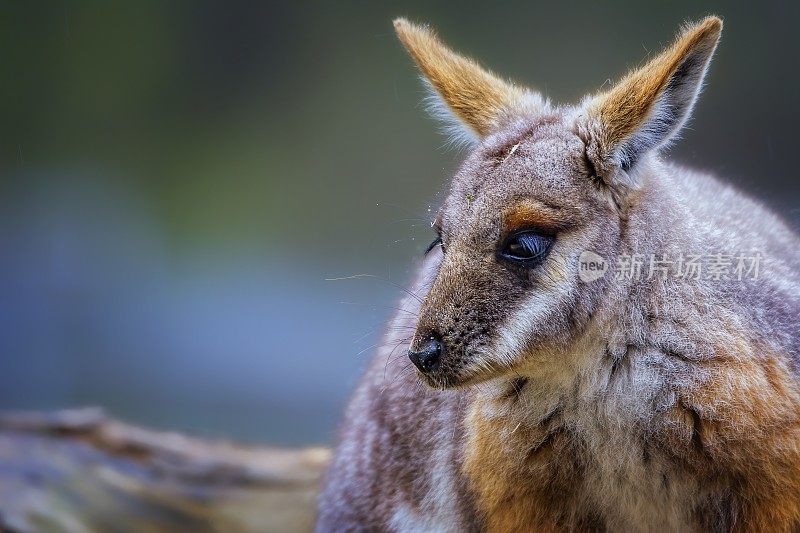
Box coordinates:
[581,16,722,187]
[394,18,545,147]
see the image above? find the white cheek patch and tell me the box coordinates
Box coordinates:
[487,264,575,368]
[489,291,552,367]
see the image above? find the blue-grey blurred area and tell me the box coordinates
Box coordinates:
[1,1,798,446]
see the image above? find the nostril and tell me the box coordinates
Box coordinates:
[408,338,443,373]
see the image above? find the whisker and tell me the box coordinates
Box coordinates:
[351,322,418,346]
[383,337,413,380]
[326,273,425,304]
[338,301,421,318]
[380,362,415,395]
[356,335,413,359]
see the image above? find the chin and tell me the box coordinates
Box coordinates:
[418,365,504,390]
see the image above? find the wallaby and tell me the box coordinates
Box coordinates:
[318,16,800,532]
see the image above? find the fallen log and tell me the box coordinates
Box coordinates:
[0,408,330,532]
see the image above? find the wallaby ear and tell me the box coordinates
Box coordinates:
[394,18,545,146]
[582,16,722,182]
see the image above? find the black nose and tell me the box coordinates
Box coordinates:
[408,338,443,373]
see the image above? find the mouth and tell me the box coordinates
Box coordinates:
[412,356,503,390]
[408,333,508,389]
[415,368,460,389]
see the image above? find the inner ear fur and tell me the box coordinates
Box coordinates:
[582,16,722,184]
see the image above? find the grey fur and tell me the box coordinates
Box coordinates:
[318,19,800,532]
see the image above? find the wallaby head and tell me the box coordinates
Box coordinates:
[395,17,722,389]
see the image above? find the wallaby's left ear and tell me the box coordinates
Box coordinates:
[582,16,722,182]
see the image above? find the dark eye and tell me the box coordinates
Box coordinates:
[424,234,443,256]
[499,231,553,267]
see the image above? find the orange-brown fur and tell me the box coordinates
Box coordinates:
[464,402,572,532]
[503,201,572,234]
[463,338,800,531]
[394,18,536,137]
[678,343,800,530]
[318,15,800,533]
[589,18,722,153]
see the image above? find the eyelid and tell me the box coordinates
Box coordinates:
[424,236,442,256]
[501,226,556,244]
[497,230,554,266]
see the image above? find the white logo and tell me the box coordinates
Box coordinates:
[578,251,608,283]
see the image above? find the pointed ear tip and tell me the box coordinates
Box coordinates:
[701,15,723,32]
[392,17,412,41]
[693,15,723,40]
[392,17,428,39]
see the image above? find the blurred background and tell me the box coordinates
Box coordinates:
[1,1,797,446]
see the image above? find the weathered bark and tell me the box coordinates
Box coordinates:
[0,408,330,532]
